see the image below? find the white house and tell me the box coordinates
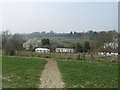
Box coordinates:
[103,42,118,49]
[56,48,75,53]
[35,48,50,53]
[103,37,118,49]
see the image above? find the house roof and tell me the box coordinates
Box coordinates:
[35,48,50,50]
[56,48,74,50]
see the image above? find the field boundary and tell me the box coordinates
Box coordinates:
[6,56,119,65]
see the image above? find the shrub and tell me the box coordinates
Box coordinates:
[5,48,16,56]
[10,49,16,56]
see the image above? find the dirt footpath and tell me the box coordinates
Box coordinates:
[39,59,64,88]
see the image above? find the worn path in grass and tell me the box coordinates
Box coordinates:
[7,56,64,88]
[39,58,64,88]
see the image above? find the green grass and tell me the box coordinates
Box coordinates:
[58,38,91,47]
[57,38,90,46]
[67,38,90,44]
[57,60,118,88]
[2,56,47,88]
[41,37,90,47]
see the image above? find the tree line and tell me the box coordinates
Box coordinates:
[0,30,118,56]
[21,30,117,39]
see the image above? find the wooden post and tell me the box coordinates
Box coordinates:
[70,52,71,59]
[83,52,85,60]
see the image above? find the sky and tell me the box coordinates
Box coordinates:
[1,2,118,33]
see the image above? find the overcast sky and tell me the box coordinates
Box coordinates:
[1,2,118,33]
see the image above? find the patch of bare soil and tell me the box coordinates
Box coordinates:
[39,59,64,88]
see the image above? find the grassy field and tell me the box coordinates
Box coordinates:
[2,56,47,88]
[53,38,90,47]
[57,60,118,88]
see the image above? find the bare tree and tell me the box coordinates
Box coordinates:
[1,30,11,49]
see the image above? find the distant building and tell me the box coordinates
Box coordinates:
[98,52,118,56]
[103,42,118,49]
[103,38,118,49]
[35,48,50,53]
[56,48,75,53]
